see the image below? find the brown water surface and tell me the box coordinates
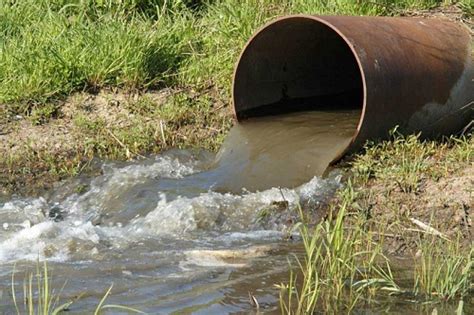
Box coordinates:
[210,110,360,192]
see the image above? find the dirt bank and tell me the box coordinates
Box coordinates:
[333,133,473,255]
[0,89,233,195]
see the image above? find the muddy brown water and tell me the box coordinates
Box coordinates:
[209,110,357,192]
[2,109,470,314]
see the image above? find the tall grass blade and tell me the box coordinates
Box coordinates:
[94,283,114,315]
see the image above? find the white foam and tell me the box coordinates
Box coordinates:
[0,154,342,263]
[134,175,340,236]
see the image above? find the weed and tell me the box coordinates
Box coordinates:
[446,134,473,163]
[11,261,145,314]
[413,235,473,301]
[353,128,438,193]
[458,0,473,16]
[28,104,60,126]
[279,183,400,314]
[11,261,72,314]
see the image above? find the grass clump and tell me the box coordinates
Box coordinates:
[11,261,63,315]
[282,212,473,313]
[458,0,473,16]
[353,129,473,191]
[414,236,473,301]
[353,128,438,192]
[28,104,61,126]
[179,0,286,88]
[11,261,145,314]
[279,183,400,314]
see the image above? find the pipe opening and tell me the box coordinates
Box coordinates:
[233,16,364,120]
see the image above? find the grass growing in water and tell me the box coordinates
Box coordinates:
[11,261,145,314]
[414,236,473,301]
[279,184,401,314]
[280,190,473,314]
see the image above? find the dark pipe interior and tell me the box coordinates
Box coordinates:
[233,17,364,119]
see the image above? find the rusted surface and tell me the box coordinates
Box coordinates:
[232,15,473,162]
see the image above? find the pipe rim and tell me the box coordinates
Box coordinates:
[232,14,368,162]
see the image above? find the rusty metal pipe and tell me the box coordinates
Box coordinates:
[232,15,473,161]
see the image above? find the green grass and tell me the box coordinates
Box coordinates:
[279,186,401,314]
[414,236,473,301]
[11,261,145,314]
[353,129,473,191]
[353,128,439,193]
[458,0,473,17]
[1,0,464,116]
[0,0,196,114]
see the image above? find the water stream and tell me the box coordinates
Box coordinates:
[0,110,360,313]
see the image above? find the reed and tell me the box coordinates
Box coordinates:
[279,182,401,314]
[11,261,145,314]
[413,235,473,301]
